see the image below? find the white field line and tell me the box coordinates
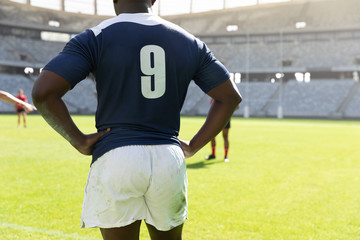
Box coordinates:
[0,221,100,240]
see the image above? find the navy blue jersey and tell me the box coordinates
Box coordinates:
[44,13,230,163]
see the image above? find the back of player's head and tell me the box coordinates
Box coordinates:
[113,0,156,15]
[113,0,156,4]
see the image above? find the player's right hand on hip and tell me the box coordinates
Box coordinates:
[75,128,111,155]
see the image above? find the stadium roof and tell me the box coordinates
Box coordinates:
[8,0,293,16]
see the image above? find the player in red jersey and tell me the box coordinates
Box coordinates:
[15,89,29,127]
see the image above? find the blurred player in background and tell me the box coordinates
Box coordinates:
[32,0,241,239]
[205,119,231,162]
[15,89,28,128]
[0,90,36,113]
[206,98,238,162]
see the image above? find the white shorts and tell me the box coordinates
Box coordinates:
[81,144,187,231]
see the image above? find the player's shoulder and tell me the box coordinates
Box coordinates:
[155,16,198,39]
[90,13,157,37]
[65,27,97,50]
[90,13,195,39]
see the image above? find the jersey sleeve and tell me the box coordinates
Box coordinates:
[43,29,98,88]
[193,41,230,93]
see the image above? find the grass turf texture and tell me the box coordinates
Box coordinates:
[0,114,359,239]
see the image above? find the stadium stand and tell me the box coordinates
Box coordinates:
[182,79,358,118]
[206,32,360,73]
[0,72,97,114]
[0,0,359,118]
[0,0,107,33]
[267,79,355,118]
[344,82,360,118]
[234,82,280,117]
[0,35,17,62]
[166,0,360,35]
[180,81,207,115]
[6,35,65,63]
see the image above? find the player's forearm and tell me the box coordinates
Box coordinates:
[32,69,83,147]
[32,95,84,148]
[189,99,239,154]
[183,79,242,157]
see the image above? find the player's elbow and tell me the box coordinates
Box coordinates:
[32,70,71,107]
[214,91,242,112]
[226,87,242,109]
[234,91,242,105]
[31,83,53,107]
[229,92,242,112]
[31,86,45,106]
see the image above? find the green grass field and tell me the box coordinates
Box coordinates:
[0,114,359,240]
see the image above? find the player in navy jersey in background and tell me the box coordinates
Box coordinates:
[205,98,238,162]
[32,0,241,239]
[205,120,231,162]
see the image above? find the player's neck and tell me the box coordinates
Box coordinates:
[116,3,152,15]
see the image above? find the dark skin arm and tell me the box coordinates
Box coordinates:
[32,70,109,155]
[180,79,242,158]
